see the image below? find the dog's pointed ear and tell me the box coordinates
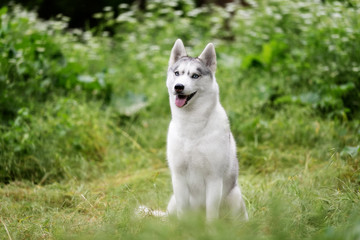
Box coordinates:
[198,43,216,73]
[169,39,187,67]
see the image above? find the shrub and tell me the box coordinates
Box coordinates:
[0,5,112,123]
[229,0,360,119]
[94,0,360,119]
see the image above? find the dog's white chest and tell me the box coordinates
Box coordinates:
[167,117,230,177]
[167,127,206,172]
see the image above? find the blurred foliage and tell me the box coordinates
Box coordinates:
[0,5,112,124]
[0,0,135,28]
[92,0,360,119]
[0,0,359,183]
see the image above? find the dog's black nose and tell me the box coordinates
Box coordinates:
[174,83,184,93]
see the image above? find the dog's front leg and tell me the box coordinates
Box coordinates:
[172,174,189,217]
[206,177,223,221]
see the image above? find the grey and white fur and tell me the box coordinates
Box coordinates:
[166,39,248,221]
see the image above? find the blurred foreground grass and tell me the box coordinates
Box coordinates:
[1,157,359,239]
[0,0,359,239]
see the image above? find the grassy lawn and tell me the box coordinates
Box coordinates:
[1,144,359,239]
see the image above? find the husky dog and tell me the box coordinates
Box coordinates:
[166,39,248,221]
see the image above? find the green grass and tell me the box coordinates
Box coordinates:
[1,155,359,239]
[0,0,360,239]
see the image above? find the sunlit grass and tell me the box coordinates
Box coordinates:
[1,155,359,239]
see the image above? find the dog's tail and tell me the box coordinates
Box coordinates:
[136,205,168,218]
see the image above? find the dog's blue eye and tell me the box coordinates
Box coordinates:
[174,71,180,76]
[192,74,200,79]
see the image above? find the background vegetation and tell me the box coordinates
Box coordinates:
[0,0,359,239]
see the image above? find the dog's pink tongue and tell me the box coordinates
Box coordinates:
[175,96,186,108]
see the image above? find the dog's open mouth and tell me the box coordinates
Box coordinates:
[175,91,197,108]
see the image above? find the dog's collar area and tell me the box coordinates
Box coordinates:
[175,91,197,108]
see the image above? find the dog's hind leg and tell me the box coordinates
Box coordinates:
[167,194,176,215]
[225,186,248,221]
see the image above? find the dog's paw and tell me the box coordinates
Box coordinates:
[135,205,167,218]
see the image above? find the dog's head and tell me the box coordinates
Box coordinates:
[166,39,218,109]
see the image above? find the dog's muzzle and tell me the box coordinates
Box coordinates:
[175,91,197,108]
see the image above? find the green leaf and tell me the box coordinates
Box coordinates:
[274,95,297,105]
[341,145,359,158]
[241,54,263,69]
[111,92,148,116]
[0,6,8,17]
[261,42,273,65]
